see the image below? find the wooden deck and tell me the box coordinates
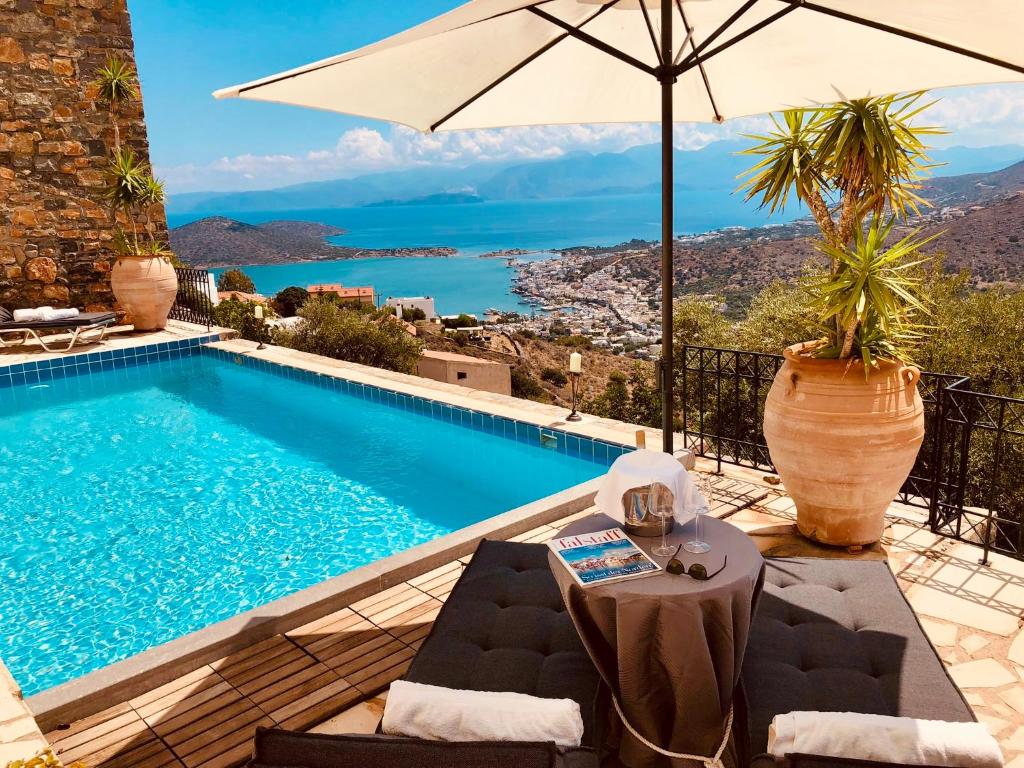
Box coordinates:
[45,468,986,768]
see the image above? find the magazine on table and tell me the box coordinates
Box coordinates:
[548,528,661,587]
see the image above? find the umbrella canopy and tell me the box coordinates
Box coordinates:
[216,0,1024,453]
[215,1,1024,129]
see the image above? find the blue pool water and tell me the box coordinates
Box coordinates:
[0,348,618,695]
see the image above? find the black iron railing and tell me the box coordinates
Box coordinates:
[678,345,1024,563]
[169,268,214,329]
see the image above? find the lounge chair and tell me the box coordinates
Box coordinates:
[246,539,607,768]
[740,558,975,767]
[0,306,117,353]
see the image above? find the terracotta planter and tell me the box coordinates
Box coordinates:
[763,342,925,546]
[111,256,178,331]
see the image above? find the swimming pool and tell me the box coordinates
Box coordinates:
[0,342,625,695]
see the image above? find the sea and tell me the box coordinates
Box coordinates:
[168,192,793,316]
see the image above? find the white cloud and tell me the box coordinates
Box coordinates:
[157,85,1024,194]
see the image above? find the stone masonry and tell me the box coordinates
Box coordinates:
[0,0,167,311]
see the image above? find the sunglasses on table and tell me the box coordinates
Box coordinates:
[664,544,728,581]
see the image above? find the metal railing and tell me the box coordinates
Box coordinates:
[169,268,214,329]
[678,345,1024,563]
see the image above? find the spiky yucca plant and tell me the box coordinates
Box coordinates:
[740,92,943,364]
[93,57,138,152]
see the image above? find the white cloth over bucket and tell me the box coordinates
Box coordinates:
[595,449,698,522]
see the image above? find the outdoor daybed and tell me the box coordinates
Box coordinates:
[740,557,976,768]
[246,544,976,768]
[248,539,606,768]
[0,306,116,352]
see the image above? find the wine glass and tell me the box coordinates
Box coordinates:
[684,475,712,554]
[649,482,676,557]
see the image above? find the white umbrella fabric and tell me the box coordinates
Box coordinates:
[216,0,1024,452]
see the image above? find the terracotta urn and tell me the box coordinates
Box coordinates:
[111,255,178,331]
[763,341,925,546]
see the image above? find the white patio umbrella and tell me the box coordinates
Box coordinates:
[216,0,1024,453]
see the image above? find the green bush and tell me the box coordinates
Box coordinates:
[216,268,256,294]
[276,297,422,374]
[587,371,629,423]
[673,296,732,349]
[511,366,544,400]
[555,334,592,349]
[442,313,477,329]
[734,279,823,354]
[402,307,427,322]
[273,286,309,317]
[540,366,568,387]
[213,298,271,343]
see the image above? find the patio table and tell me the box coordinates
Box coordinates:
[549,512,764,768]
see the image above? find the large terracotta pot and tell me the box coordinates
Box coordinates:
[763,341,925,546]
[111,255,178,331]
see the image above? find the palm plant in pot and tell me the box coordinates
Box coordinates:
[740,93,942,547]
[95,57,178,331]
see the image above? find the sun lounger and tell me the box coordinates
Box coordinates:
[246,539,606,768]
[0,307,117,352]
[740,558,975,768]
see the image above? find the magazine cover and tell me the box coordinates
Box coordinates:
[548,528,661,587]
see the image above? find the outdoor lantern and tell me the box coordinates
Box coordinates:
[567,352,583,422]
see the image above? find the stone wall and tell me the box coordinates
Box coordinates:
[0,0,166,311]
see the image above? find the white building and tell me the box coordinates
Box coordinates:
[385,296,438,320]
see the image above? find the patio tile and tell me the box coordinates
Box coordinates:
[962,634,992,656]
[1009,632,1024,666]
[1000,688,1024,715]
[907,585,1021,636]
[919,617,957,647]
[949,658,1018,689]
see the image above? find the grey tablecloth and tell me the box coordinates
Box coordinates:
[549,513,764,768]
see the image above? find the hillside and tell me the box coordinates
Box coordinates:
[169,217,456,268]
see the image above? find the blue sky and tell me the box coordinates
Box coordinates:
[131,0,1024,195]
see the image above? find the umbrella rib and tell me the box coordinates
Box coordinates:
[674,0,760,70]
[775,0,1024,76]
[430,2,621,132]
[638,0,665,66]
[673,2,800,77]
[527,6,657,77]
[676,0,724,123]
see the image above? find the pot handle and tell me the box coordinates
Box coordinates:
[902,365,921,389]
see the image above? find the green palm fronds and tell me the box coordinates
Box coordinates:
[93,57,138,108]
[810,216,939,375]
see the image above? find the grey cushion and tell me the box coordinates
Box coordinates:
[742,558,973,759]
[404,539,604,752]
[0,306,11,323]
[248,728,557,768]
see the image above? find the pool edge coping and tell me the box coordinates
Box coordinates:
[26,476,603,732]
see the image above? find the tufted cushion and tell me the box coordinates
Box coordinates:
[403,539,603,752]
[0,306,11,323]
[742,558,973,759]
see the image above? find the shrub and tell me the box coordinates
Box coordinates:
[517,329,537,340]
[273,286,309,317]
[213,297,271,343]
[442,313,477,329]
[555,334,592,349]
[401,307,427,322]
[216,268,256,294]
[511,366,544,400]
[734,278,822,354]
[540,366,568,387]
[673,296,732,349]
[587,371,629,422]
[277,297,422,374]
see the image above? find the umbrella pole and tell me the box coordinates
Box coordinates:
[659,1,674,454]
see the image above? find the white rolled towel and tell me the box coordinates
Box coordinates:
[39,307,79,321]
[13,307,52,322]
[769,712,1003,768]
[381,680,584,748]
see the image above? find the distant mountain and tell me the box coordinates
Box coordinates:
[167,142,1024,216]
[365,192,484,207]
[922,160,1024,206]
